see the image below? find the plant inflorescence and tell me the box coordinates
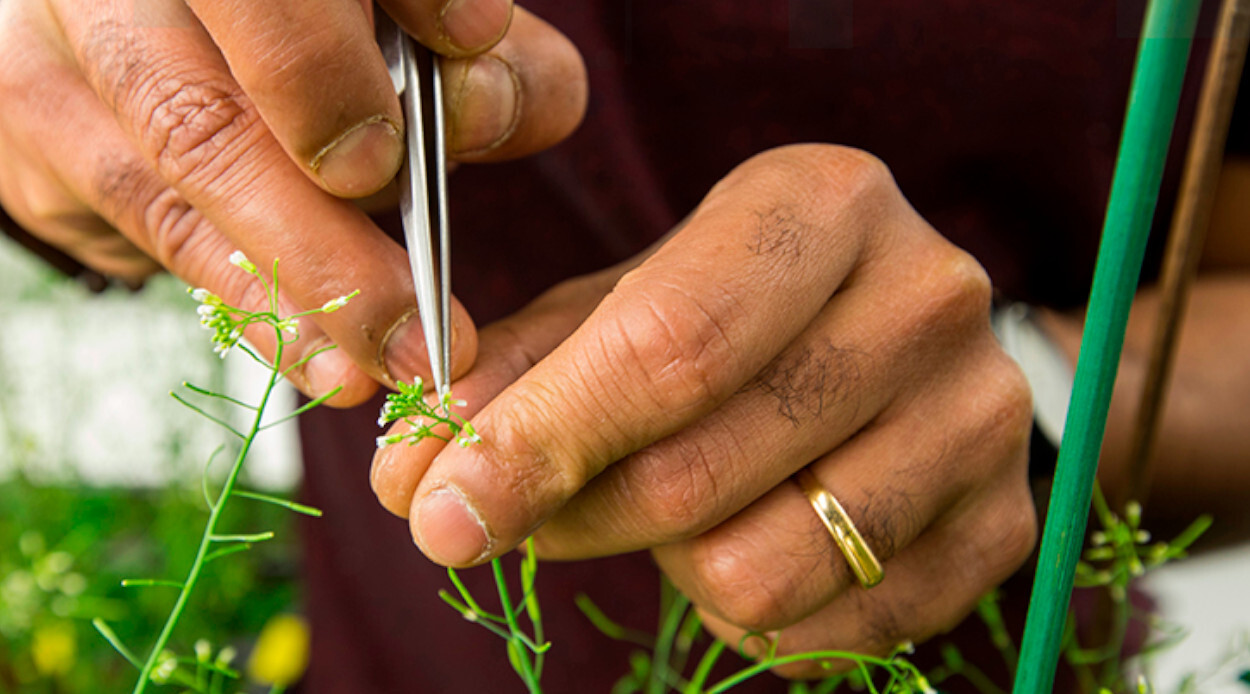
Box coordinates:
[93,253,355,694]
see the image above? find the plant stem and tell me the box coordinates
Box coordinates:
[132,341,285,694]
[491,557,540,693]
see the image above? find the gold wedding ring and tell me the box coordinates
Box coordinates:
[795,468,884,588]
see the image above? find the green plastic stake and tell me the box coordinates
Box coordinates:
[1013,0,1202,691]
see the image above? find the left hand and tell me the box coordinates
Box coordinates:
[370,144,1037,674]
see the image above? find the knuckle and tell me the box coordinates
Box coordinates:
[488,380,582,504]
[975,491,1039,581]
[78,19,263,190]
[978,354,1035,459]
[141,187,210,269]
[724,144,896,212]
[140,77,259,189]
[997,495,1039,573]
[686,539,788,632]
[917,248,994,328]
[605,279,744,415]
[630,439,726,539]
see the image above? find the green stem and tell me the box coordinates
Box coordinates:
[1099,585,1133,689]
[491,558,540,693]
[649,590,691,694]
[132,340,285,694]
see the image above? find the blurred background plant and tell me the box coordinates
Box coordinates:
[0,235,305,693]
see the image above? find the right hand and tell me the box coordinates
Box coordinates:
[0,0,587,405]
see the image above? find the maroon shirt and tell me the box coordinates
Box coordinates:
[296,2,1213,691]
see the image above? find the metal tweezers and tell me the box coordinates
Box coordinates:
[378,9,452,400]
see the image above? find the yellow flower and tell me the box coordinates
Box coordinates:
[248,614,310,687]
[31,622,76,677]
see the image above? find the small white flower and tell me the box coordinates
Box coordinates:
[152,651,177,682]
[278,318,300,336]
[195,639,212,662]
[321,295,351,313]
[215,646,236,667]
[376,433,405,449]
[228,250,257,273]
[190,287,213,302]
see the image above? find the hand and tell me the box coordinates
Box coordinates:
[0,0,586,405]
[371,144,1038,674]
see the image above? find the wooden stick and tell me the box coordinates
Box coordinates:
[1125,0,1250,506]
[1014,1,1201,689]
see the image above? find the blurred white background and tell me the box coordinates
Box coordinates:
[0,235,300,491]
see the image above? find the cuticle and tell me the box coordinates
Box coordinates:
[377,306,420,387]
[454,55,522,157]
[437,0,514,56]
[294,334,335,395]
[308,114,400,172]
[418,484,497,564]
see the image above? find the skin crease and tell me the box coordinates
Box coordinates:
[3,0,1249,681]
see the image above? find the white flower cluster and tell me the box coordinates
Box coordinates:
[190,287,244,358]
[374,376,480,449]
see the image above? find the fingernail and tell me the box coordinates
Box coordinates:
[414,487,492,565]
[449,56,520,154]
[312,117,403,197]
[440,0,511,53]
[379,307,427,386]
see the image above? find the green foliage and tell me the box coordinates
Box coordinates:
[437,538,550,694]
[577,579,935,694]
[0,476,297,692]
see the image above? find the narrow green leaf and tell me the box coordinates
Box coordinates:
[170,391,245,439]
[234,490,323,517]
[209,531,274,543]
[182,382,257,410]
[280,344,339,378]
[92,619,143,669]
[121,579,184,589]
[174,656,240,680]
[447,568,502,622]
[1166,515,1213,555]
[685,639,727,693]
[575,594,654,649]
[204,543,252,563]
[260,386,343,430]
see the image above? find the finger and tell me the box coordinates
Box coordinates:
[0,3,158,283]
[380,0,512,58]
[52,1,479,401]
[372,266,623,516]
[650,351,1032,634]
[7,33,381,404]
[441,7,587,160]
[0,148,159,282]
[694,480,1037,680]
[404,146,902,567]
[185,0,403,198]
[531,243,999,559]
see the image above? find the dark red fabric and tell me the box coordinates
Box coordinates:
[297,2,1208,691]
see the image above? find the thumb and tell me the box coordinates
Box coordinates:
[369,265,621,517]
